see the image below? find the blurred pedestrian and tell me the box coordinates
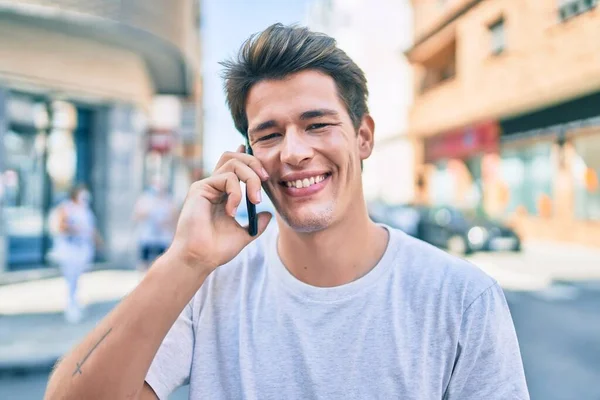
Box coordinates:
[50,184,101,324]
[132,177,177,271]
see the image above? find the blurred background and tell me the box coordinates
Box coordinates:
[0,0,599,399]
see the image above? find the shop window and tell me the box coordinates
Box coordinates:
[429,159,481,211]
[500,144,554,217]
[559,0,597,22]
[488,18,505,55]
[573,135,600,220]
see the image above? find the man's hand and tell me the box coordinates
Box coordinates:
[167,145,272,275]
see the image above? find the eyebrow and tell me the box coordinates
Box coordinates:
[248,120,278,137]
[299,108,339,120]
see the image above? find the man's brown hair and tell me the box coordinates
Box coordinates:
[221,23,369,136]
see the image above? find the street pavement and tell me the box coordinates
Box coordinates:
[0,240,599,399]
[466,240,600,291]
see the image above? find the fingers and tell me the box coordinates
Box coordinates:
[216,159,263,204]
[203,172,242,217]
[214,150,269,181]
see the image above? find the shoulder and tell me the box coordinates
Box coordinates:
[385,226,497,313]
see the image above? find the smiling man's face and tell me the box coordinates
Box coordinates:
[246,69,374,233]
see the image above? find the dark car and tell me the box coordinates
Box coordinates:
[368,201,421,238]
[417,205,521,255]
[368,202,521,255]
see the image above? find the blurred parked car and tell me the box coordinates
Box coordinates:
[368,201,421,238]
[418,205,521,255]
[369,202,521,255]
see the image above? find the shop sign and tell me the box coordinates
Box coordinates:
[424,121,499,163]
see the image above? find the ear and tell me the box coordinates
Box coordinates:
[357,114,375,161]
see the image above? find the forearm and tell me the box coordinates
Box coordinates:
[45,252,208,400]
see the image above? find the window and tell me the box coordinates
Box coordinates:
[419,38,456,93]
[489,18,505,55]
[559,0,598,22]
[573,135,600,221]
[500,144,554,217]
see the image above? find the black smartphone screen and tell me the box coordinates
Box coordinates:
[245,142,258,236]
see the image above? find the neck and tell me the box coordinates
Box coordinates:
[276,201,388,288]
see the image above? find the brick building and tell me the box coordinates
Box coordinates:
[407,0,600,247]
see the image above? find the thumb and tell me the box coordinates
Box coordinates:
[255,211,273,236]
[241,211,272,246]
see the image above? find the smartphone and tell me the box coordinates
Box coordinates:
[245,140,258,236]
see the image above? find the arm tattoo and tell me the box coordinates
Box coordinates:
[72,328,113,377]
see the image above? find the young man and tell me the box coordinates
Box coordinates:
[45,24,529,400]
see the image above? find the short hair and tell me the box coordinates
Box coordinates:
[221,23,369,136]
[69,184,88,200]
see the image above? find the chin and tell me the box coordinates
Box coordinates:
[277,205,335,233]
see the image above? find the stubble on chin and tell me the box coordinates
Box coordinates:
[277,203,335,234]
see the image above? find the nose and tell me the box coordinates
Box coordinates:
[280,129,313,167]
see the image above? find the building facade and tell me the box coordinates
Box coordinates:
[407,0,600,247]
[0,0,202,272]
[306,0,415,205]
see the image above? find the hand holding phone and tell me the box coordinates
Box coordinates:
[245,141,258,236]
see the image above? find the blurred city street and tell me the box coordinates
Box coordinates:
[1,0,600,398]
[1,241,600,399]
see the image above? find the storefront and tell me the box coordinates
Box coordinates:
[0,1,201,275]
[423,120,499,213]
[498,91,600,247]
[0,92,101,270]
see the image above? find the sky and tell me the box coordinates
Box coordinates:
[201,0,312,171]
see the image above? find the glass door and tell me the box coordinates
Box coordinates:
[3,121,47,268]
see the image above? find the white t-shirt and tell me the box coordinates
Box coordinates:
[146,225,529,400]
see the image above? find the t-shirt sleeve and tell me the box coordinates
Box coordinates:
[444,283,530,400]
[145,301,194,400]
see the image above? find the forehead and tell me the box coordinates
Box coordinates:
[245,70,347,124]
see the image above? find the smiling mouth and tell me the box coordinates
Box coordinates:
[279,173,331,189]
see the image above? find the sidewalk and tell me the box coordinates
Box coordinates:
[0,270,142,372]
[467,240,600,291]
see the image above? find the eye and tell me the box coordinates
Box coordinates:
[257,133,281,142]
[307,123,331,130]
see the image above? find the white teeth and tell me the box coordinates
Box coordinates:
[286,174,327,188]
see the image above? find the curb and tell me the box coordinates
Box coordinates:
[0,355,58,375]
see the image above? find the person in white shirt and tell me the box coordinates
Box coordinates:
[51,184,99,323]
[133,178,177,271]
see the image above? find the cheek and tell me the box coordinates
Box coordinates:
[315,130,355,163]
[253,147,279,172]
